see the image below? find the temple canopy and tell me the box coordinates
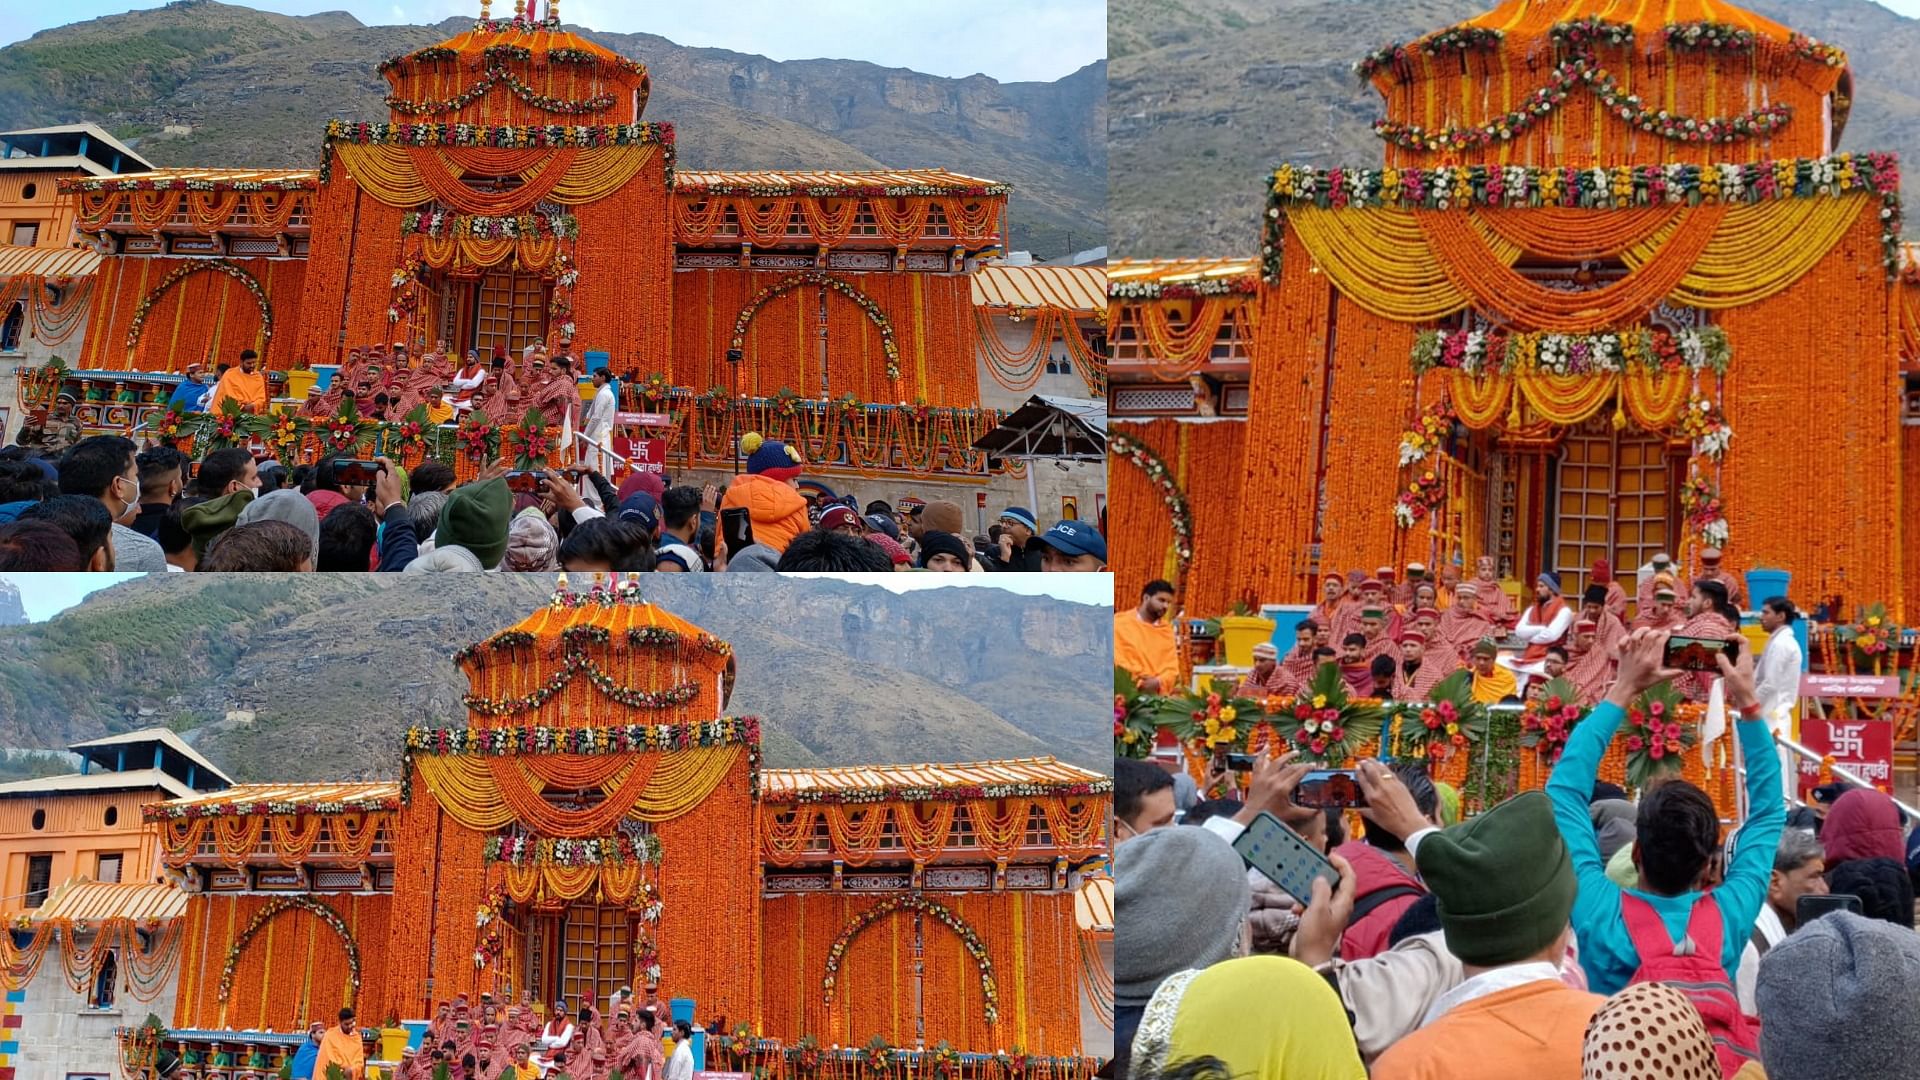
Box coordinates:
[378,0,651,124]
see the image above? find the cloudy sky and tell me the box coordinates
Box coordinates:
[0,0,1106,83]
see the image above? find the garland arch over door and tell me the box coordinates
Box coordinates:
[215,895,362,1010]
[728,270,903,384]
[820,894,999,1025]
[124,258,276,361]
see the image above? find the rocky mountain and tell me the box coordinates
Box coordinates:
[1112,0,1920,256]
[0,0,1105,256]
[0,575,1109,781]
[0,579,23,627]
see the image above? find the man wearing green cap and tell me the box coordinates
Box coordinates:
[1355,769,1602,1080]
[430,477,512,570]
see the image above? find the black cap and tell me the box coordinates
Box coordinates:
[1583,584,1609,605]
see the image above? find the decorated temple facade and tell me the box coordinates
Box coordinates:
[15,1,1108,512]
[6,581,1110,1077]
[1110,0,1917,626]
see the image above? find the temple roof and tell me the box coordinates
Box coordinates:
[761,756,1109,803]
[971,265,1105,313]
[1454,0,1802,41]
[32,878,189,924]
[143,781,401,820]
[676,169,1009,196]
[59,167,318,193]
[0,243,100,280]
[1107,257,1261,298]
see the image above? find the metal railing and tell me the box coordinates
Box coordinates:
[1767,733,1920,823]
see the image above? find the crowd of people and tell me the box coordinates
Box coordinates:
[0,429,1106,574]
[1114,628,1920,1080]
[284,991,698,1080]
[1119,552,1795,714]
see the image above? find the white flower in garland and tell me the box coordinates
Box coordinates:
[1393,502,1418,528]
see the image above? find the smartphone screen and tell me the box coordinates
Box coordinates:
[1663,635,1739,673]
[505,470,547,495]
[721,506,754,556]
[1797,892,1862,926]
[334,458,380,487]
[1295,769,1368,808]
[1232,811,1339,900]
[1224,752,1256,772]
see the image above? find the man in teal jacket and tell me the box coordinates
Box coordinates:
[1545,627,1785,995]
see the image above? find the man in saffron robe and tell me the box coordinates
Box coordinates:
[1694,546,1747,610]
[1468,638,1518,704]
[1635,551,1687,616]
[1565,618,1617,706]
[1631,578,1686,632]
[1675,578,1741,701]
[1436,561,1462,609]
[1590,558,1630,621]
[1470,554,1517,627]
[1338,633,1375,696]
[1391,629,1455,701]
[1436,584,1495,665]
[1234,641,1287,698]
[1578,583,1629,658]
[206,348,268,413]
[1502,572,1572,687]
[314,1008,366,1080]
[1116,580,1180,694]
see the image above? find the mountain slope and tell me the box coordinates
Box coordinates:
[0,0,1104,256]
[0,575,1109,782]
[1111,0,1920,256]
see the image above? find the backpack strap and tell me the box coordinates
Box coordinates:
[1348,883,1424,925]
[1682,893,1727,965]
[1750,924,1773,960]
[1618,892,1677,961]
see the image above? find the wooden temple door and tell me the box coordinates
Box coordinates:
[558,904,631,1013]
[1552,417,1673,601]
[472,273,549,357]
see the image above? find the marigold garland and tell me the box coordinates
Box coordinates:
[731,272,902,383]
[822,896,998,1024]
[1110,431,1192,590]
[214,896,360,1008]
[123,259,273,358]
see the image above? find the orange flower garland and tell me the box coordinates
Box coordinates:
[572,163,673,378]
[1717,205,1903,614]
[1312,295,1419,586]
[171,893,389,1032]
[1108,418,1181,608]
[289,172,365,367]
[654,754,760,1024]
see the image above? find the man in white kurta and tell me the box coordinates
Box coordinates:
[664,1022,695,1080]
[1754,599,1806,807]
[529,1002,576,1077]
[582,367,619,474]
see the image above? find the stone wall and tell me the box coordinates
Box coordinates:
[14,940,179,1079]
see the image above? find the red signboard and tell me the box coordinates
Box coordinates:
[613,437,666,472]
[1800,674,1904,698]
[1795,718,1895,798]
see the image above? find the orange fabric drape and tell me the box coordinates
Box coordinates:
[406,147,580,214]
[481,755,659,837]
[1412,205,1729,332]
[1470,205,1684,260]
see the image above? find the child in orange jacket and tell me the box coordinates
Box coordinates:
[721,432,810,555]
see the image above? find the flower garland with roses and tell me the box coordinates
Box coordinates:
[1681,470,1729,548]
[484,831,664,867]
[1620,681,1698,787]
[473,885,509,971]
[1398,398,1455,466]
[822,895,997,1023]
[1520,678,1586,764]
[1263,154,1904,281]
[1353,26,1506,80]
[1392,670,1489,765]
[1110,431,1193,587]
[503,408,555,469]
[319,120,675,186]
[1410,326,1730,377]
[384,65,616,117]
[1835,603,1905,669]
[731,271,902,382]
[456,411,502,461]
[1678,394,1734,460]
[216,896,360,1005]
[1394,468,1446,529]
[401,208,579,241]
[1269,663,1386,765]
